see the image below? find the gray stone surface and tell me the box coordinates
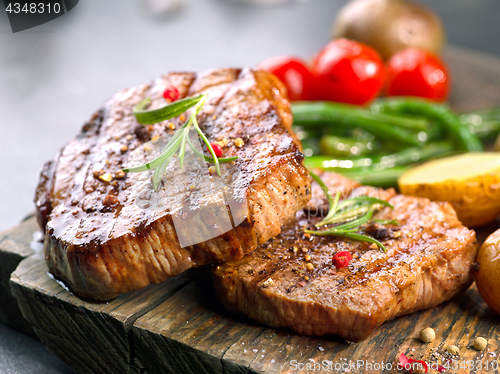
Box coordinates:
[0,323,75,373]
[0,0,499,373]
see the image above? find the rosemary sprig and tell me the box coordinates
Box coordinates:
[373,219,400,225]
[123,93,238,190]
[306,171,397,252]
[304,229,386,251]
[186,136,238,164]
[133,95,205,125]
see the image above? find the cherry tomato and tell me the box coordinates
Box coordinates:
[386,48,450,102]
[313,39,385,105]
[257,56,316,101]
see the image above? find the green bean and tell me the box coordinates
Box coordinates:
[423,121,446,141]
[459,108,500,140]
[337,166,410,188]
[301,138,321,156]
[464,120,500,140]
[304,142,455,171]
[369,106,429,131]
[373,97,483,152]
[460,107,500,122]
[458,112,500,140]
[305,155,373,170]
[293,125,323,141]
[292,102,423,147]
[319,135,375,158]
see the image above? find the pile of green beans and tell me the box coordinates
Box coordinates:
[292,97,496,187]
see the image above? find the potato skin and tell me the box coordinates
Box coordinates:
[332,0,445,60]
[399,171,500,228]
[475,230,500,315]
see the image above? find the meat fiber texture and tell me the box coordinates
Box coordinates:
[35,68,312,300]
[213,172,478,342]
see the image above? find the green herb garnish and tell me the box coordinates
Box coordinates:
[306,171,397,252]
[123,94,238,190]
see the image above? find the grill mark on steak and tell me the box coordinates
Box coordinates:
[212,172,478,342]
[36,68,311,300]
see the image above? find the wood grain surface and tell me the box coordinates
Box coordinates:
[10,252,193,374]
[2,46,500,374]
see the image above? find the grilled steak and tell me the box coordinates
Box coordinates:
[213,172,478,341]
[35,68,311,300]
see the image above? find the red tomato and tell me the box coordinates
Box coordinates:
[386,48,450,102]
[257,56,316,101]
[313,39,385,105]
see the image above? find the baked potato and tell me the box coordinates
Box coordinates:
[398,153,500,227]
[476,229,500,315]
[332,0,445,60]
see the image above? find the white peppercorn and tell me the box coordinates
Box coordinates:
[473,337,487,351]
[419,327,436,343]
[446,345,459,355]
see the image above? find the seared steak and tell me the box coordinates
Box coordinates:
[35,68,311,300]
[213,172,478,341]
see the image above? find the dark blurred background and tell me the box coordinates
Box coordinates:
[0,0,499,372]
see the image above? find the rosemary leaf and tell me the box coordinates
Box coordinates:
[373,219,400,225]
[334,206,377,230]
[186,136,238,163]
[304,229,387,252]
[124,92,238,190]
[209,156,238,163]
[178,127,189,169]
[310,171,343,227]
[309,171,334,209]
[122,128,185,173]
[337,196,393,210]
[133,94,204,125]
[315,192,340,227]
[307,170,393,252]
[194,118,220,175]
[316,204,372,227]
[152,156,171,191]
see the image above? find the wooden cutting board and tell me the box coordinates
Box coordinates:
[2,46,500,374]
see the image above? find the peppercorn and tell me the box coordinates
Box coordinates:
[163,86,179,102]
[234,138,244,147]
[93,169,105,178]
[473,337,487,351]
[332,251,352,268]
[115,170,125,179]
[207,143,223,158]
[446,345,459,355]
[419,327,435,343]
[103,195,119,207]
